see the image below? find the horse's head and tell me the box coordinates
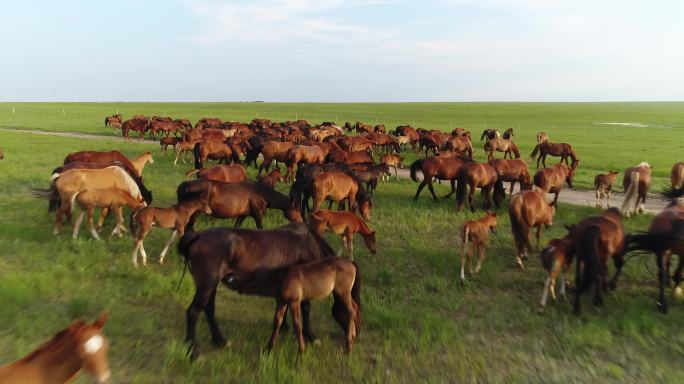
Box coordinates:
[74,313,110,384]
[565,167,575,188]
[286,205,304,223]
[359,199,373,221]
[363,230,377,254]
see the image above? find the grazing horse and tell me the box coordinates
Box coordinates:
[258,140,295,176]
[671,162,684,190]
[185,164,247,183]
[380,153,403,181]
[484,138,520,160]
[530,141,579,169]
[174,140,197,166]
[72,187,146,240]
[537,132,548,143]
[0,313,110,384]
[567,208,625,314]
[176,223,337,359]
[459,211,497,282]
[508,188,556,268]
[594,171,619,208]
[410,155,467,201]
[310,210,377,260]
[105,114,122,133]
[121,118,149,140]
[489,158,531,195]
[130,197,212,267]
[620,162,652,217]
[455,162,506,212]
[534,163,574,206]
[225,257,361,353]
[258,169,284,188]
[312,172,373,221]
[480,128,499,141]
[129,152,154,176]
[444,136,475,159]
[64,150,141,177]
[624,187,684,313]
[537,236,573,312]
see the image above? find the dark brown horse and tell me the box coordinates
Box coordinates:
[176,223,338,359]
[410,155,467,201]
[533,163,574,206]
[455,162,506,212]
[489,158,531,195]
[530,141,579,169]
[480,128,499,141]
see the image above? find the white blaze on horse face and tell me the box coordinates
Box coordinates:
[84,334,104,354]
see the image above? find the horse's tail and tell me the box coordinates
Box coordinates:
[31,176,61,212]
[193,142,202,170]
[493,175,506,207]
[104,117,109,127]
[509,198,532,255]
[462,224,470,246]
[69,190,82,213]
[578,225,601,293]
[409,159,424,182]
[530,143,540,159]
[455,168,469,210]
[624,220,684,255]
[351,260,362,332]
[184,169,200,179]
[620,171,639,215]
[662,185,684,201]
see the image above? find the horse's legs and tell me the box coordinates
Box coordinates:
[593,264,606,307]
[460,243,469,282]
[132,239,143,266]
[234,216,246,228]
[427,182,439,202]
[185,282,219,360]
[139,241,149,266]
[252,209,263,229]
[341,292,357,353]
[443,180,457,199]
[607,252,625,290]
[657,251,669,313]
[204,288,227,347]
[96,207,110,230]
[291,301,306,352]
[535,226,542,249]
[542,155,547,168]
[159,230,178,264]
[267,300,288,350]
[475,243,486,273]
[539,276,552,311]
[72,211,85,239]
[87,208,101,240]
[468,187,476,212]
[327,200,334,210]
[301,300,316,342]
[413,181,428,201]
[673,254,684,298]
[349,234,354,261]
[573,258,583,315]
[553,191,560,206]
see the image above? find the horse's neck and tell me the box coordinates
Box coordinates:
[356,218,372,236]
[12,337,82,383]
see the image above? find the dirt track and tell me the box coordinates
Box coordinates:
[2,127,670,213]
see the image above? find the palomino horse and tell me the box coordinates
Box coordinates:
[258,140,295,176]
[533,163,574,206]
[594,171,619,208]
[484,138,520,160]
[620,162,652,216]
[489,158,531,195]
[72,187,146,240]
[380,153,403,181]
[480,128,499,141]
[64,150,142,177]
[672,162,684,190]
[530,141,579,169]
[455,162,506,212]
[538,236,573,312]
[460,211,497,282]
[508,188,556,268]
[444,136,475,158]
[536,132,548,143]
[567,208,625,314]
[130,197,212,267]
[410,155,467,201]
[312,172,373,221]
[225,257,361,353]
[0,313,110,384]
[129,152,154,176]
[310,210,377,260]
[185,164,247,183]
[176,223,337,360]
[624,187,684,313]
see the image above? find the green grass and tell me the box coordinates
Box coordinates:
[1,104,684,382]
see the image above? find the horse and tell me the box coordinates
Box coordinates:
[129,152,154,176]
[327,150,374,165]
[185,164,247,183]
[480,128,499,141]
[160,137,180,155]
[258,169,284,188]
[258,140,295,176]
[501,128,514,139]
[104,114,122,133]
[484,138,520,160]
[346,163,390,198]
[310,210,377,260]
[176,223,338,359]
[289,163,350,217]
[121,118,149,140]
[285,145,327,181]
[410,155,467,201]
[72,187,146,240]
[0,313,110,384]
[620,162,652,217]
[130,197,212,267]
[224,257,361,353]
[459,211,497,282]
[508,188,556,268]
[536,132,548,143]
[455,162,506,212]
[672,162,684,190]
[174,140,197,166]
[312,171,373,221]
[380,153,403,181]
[64,150,141,177]
[594,171,619,208]
[193,138,240,169]
[488,158,531,195]
[538,236,573,312]
[567,208,625,314]
[149,120,183,139]
[533,163,575,206]
[530,141,579,169]
[444,136,475,159]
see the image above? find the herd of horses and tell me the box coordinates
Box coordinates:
[3,113,684,383]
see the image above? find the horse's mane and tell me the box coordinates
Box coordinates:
[19,321,84,363]
[107,166,142,200]
[637,161,651,168]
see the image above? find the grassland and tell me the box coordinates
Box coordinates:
[0,103,684,383]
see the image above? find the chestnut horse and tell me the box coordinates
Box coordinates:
[285,145,327,181]
[193,138,240,169]
[460,211,497,282]
[72,187,146,240]
[312,172,373,221]
[594,171,619,208]
[310,210,377,260]
[0,313,110,384]
[185,164,247,183]
[489,158,531,195]
[64,150,141,177]
[620,162,652,217]
[530,141,579,169]
[534,163,574,206]
[444,136,475,158]
[258,169,284,188]
[484,138,520,160]
[410,155,467,201]
[121,118,149,139]
[671,162,684,190]
[176,223,337,359]
[328,149,374,165]
[538,236,573,312]
[258,140,295,176]
[455,162,506,212]
[508,188,555,268]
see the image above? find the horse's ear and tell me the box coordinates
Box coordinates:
[68,320,87,333]
[93,312,108,329]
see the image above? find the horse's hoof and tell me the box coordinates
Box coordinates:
[212,337,227,348]
[657,301,668,314]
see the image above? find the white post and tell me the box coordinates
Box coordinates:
[62,108,65,115]
[12,107,15,114]
[295,113,298,120]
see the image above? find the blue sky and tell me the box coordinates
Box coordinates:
[2,0,684,101]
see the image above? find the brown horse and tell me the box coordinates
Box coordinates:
[533,163,574,206]
[459,211,497,282]
[594,171,619,208]
[672,162,684,190]
[160,137,180,155]
[104,114,122,133]
[312,172,373,221]
[174,140,198,166]
[328,149,374,165]
[185,164,247,183]
[444,136,475,158]
[72,187,146,240]
[455,162,506,212]
[537,236,573,312]
[484,137,520,160]
[508,188,556,268]
[193,137,240,169]
[149,120,183,138]
[530,141,579,169]
[121,118,149,139]
[410,155,467,201]
[176,223,338,359]
[620,162,652,216]
[502,128,514,139]
[489,158,531,195]
[567,208,625,314]
[310,210,377,260]
[64,150,141,177]
[380,153,403,181]
[0,313,110,384]
[258,140,295,176]
[225,257,361,353]
[285,145,327,181]
[258,169,284,188]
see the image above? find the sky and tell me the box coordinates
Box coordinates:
[1,0,684,102]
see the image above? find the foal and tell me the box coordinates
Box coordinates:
[380,153,404,182]
[160,137,180,155]
[459,212,497,282]
[72,188,146,240]
[130,197,211,266]
[310,210,377,260]
[538,236,573,312]
[594,171,618,208]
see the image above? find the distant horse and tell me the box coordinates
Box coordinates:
[312,172,373,221]
[536,132,548,143]
[671,162,684,190]
[258,140,295,176]
[620,162,652,216]
[460,211,497,282]
[193,138,240,169]
[310,210,377,260]
[410,155,467,201]
[508,188,556,268]
[72,187,146,240]
[594,171,619,208]
[455,162,506,212]
[530,141,579,169]
[285,145,327,181]
[346,163,390,198]
[327,150,374,165]
[489,158,531,195]
[380,153,404,181]
[160,137,180,155]
[538,236,573,312]
[121,118,149,140]
[105,114,122,133]
[0,313,110,384]
[176,223,337,360]
[444,136,475,159]
[129,152,154,176]
[502,128,514,139]
[534,163,575,206]
[185,164,247,183]
[480,129,499,141]
[484,138,520,160]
